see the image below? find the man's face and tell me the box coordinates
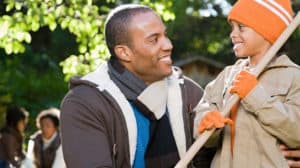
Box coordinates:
[123,12,173,84]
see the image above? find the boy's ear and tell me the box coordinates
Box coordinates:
[114,45,132,62]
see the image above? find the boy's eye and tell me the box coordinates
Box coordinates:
[238,24,245,30]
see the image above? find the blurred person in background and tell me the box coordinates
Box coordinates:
[26,108,65,168]
[0,106,29,168]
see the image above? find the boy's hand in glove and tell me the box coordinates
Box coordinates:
[230,70,258,98]
[198,111,233,133]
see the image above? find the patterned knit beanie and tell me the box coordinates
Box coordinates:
[228,0,294,44]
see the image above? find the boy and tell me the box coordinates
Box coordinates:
[195,0,300,167]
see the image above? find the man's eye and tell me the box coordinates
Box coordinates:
[150,37,158,43]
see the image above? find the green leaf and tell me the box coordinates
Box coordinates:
[15,2,22,10]
[0,21,9,38]
[5,43,13,54]
[24,33,32,43]
[60,18,69,29]
[49,22,57,31]
[15,32,25,41]
[79,44,87,53]
[56,0,63,4]
[5,3,14,12]
[31,22,40,32]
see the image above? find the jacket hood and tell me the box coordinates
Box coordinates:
[68,76,97,89]
[267,54,299,69]
[234,54,299,72]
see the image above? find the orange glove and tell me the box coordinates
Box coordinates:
[230,70,258,98]
[198,111,233,133]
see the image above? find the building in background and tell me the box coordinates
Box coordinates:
[175,55,225,87]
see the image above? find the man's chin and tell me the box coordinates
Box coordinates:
[165,68,173,76]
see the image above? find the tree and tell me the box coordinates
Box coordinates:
[0,0,175,132]
[0,0,175,79]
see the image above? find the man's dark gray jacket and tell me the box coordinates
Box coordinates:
[60,61,214,168]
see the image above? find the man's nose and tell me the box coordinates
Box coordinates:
[162,37,173,50]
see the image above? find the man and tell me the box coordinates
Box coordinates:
[60,4,213,168]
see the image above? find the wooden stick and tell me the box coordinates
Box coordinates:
[175,11,300,168]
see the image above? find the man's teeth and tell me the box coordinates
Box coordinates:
[160,57,171,62]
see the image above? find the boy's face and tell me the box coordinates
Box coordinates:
[119,11,173,84]
[230,20,271,66]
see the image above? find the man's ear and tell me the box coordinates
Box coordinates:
[114,45,132,62]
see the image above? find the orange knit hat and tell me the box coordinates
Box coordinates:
[228,0,294,44]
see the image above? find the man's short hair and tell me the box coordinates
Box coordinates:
[104,4,154,58]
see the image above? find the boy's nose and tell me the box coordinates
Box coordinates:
[230,29,237,39]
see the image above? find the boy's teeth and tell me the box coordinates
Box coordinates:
[233,43,241,50]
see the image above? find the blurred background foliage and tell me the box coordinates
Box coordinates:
[0,0,300,137]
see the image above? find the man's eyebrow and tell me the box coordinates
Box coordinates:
[146,33,159,39]
[146,26,167,39]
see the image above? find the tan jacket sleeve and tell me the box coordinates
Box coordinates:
[242,68,300,148]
